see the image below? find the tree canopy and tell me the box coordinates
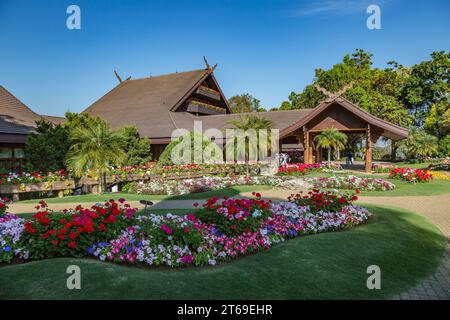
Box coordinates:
[228,93,265,113]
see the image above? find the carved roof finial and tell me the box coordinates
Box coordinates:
[314,82,355,102]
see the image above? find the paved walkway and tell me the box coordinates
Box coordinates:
[9,189,450,300]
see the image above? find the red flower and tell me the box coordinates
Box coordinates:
[69,232,79,240]
[68,241,77,248]
[355,189,361,194]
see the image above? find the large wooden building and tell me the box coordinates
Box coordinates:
[84,67,408,172]
[0,86,64,172]
[1,66,408,173]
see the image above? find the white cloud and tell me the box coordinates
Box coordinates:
[292,0,388,17]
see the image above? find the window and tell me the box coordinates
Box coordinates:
[14,148,25,158]
[0,148,13,159]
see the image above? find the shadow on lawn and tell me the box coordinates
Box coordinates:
[0,204,445,300]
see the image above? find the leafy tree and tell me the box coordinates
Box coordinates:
[313,128,348,162]
[287,49,414,128]
[438,135,450,157]
[64,112,104,130]
[424,100,450,138]
[399,127,439,160]
[228,93,265,113]
[25,118,70,172]
[398,51,450,127]
[227,115,274,171]
[66,121,126,193]
[117,126,152,165]
[158,132,222,167]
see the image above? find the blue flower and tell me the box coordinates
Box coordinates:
[87,246,94,255]
[4,246,12,252]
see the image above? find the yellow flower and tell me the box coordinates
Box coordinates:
[431,172,450,180]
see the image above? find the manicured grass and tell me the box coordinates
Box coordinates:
[16,185,272,204]
[0,204,445,299]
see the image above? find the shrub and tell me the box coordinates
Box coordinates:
[196,194,272,236]
[21,199,137,259]
[158,132,222,167]
[288,189,359,214]
[389,168,433,183]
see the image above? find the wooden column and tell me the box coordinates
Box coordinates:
[303,129,311,164]
[365,124,372,173]
[309,134,314,164]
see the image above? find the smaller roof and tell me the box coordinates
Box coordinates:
[280,96,409,141]
[0,86,65,136]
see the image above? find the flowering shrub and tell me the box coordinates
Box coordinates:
[278,163,322,176]
[0,197,8,216]
[305,175,395,191]
[287,189,359,214]
[21,199,137,259]
[389,168,433,183]
[0,213,28,263]
[196,194,272,236]
[129,175,283,195]
[277,162,342,176]
[0,169,68,185]
[89,194,371,267]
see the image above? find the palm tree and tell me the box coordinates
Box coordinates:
[227,115,274,172]
[314,128,348,163]
[66,121,126,193]
[401,127,439,160]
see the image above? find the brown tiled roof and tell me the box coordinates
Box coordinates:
[0,86,39,135]
[0,86,65,137]
[83,69,313,142]
[84,69,211,138]
[280,96,409,140]
[41,115,66,125]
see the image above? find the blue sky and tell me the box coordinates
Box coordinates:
[0,0,449,116]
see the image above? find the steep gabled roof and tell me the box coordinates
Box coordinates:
[0,86,65,136]
[84,68,229,138]
[280,96,409,140]
[0,86,40,135]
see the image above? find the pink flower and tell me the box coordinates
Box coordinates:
[161,224,173,235]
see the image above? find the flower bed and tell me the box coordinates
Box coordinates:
[0,169,68,185]
[427,162,449,172]
[305,175,395,191]
[20,199,137,260]
[0,191,371,267]
[128,175,284,195]
[430,172,450,180]
[277,162,342,176]
[389,168,433,183]
[88,191,370,267]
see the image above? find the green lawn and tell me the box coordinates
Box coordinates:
[16,185,272,204]
[0,204,445,299]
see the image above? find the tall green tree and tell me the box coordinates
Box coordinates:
[66,121,126,193]
[228,93,265,113]
[399,127,439,160]
[25,118,70,172]
[287,49,414,128]
[398,51,450,127]
[158,132,222,167]
[117,126,152,165]
[227,115,274,171]
[314,128,348,162]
